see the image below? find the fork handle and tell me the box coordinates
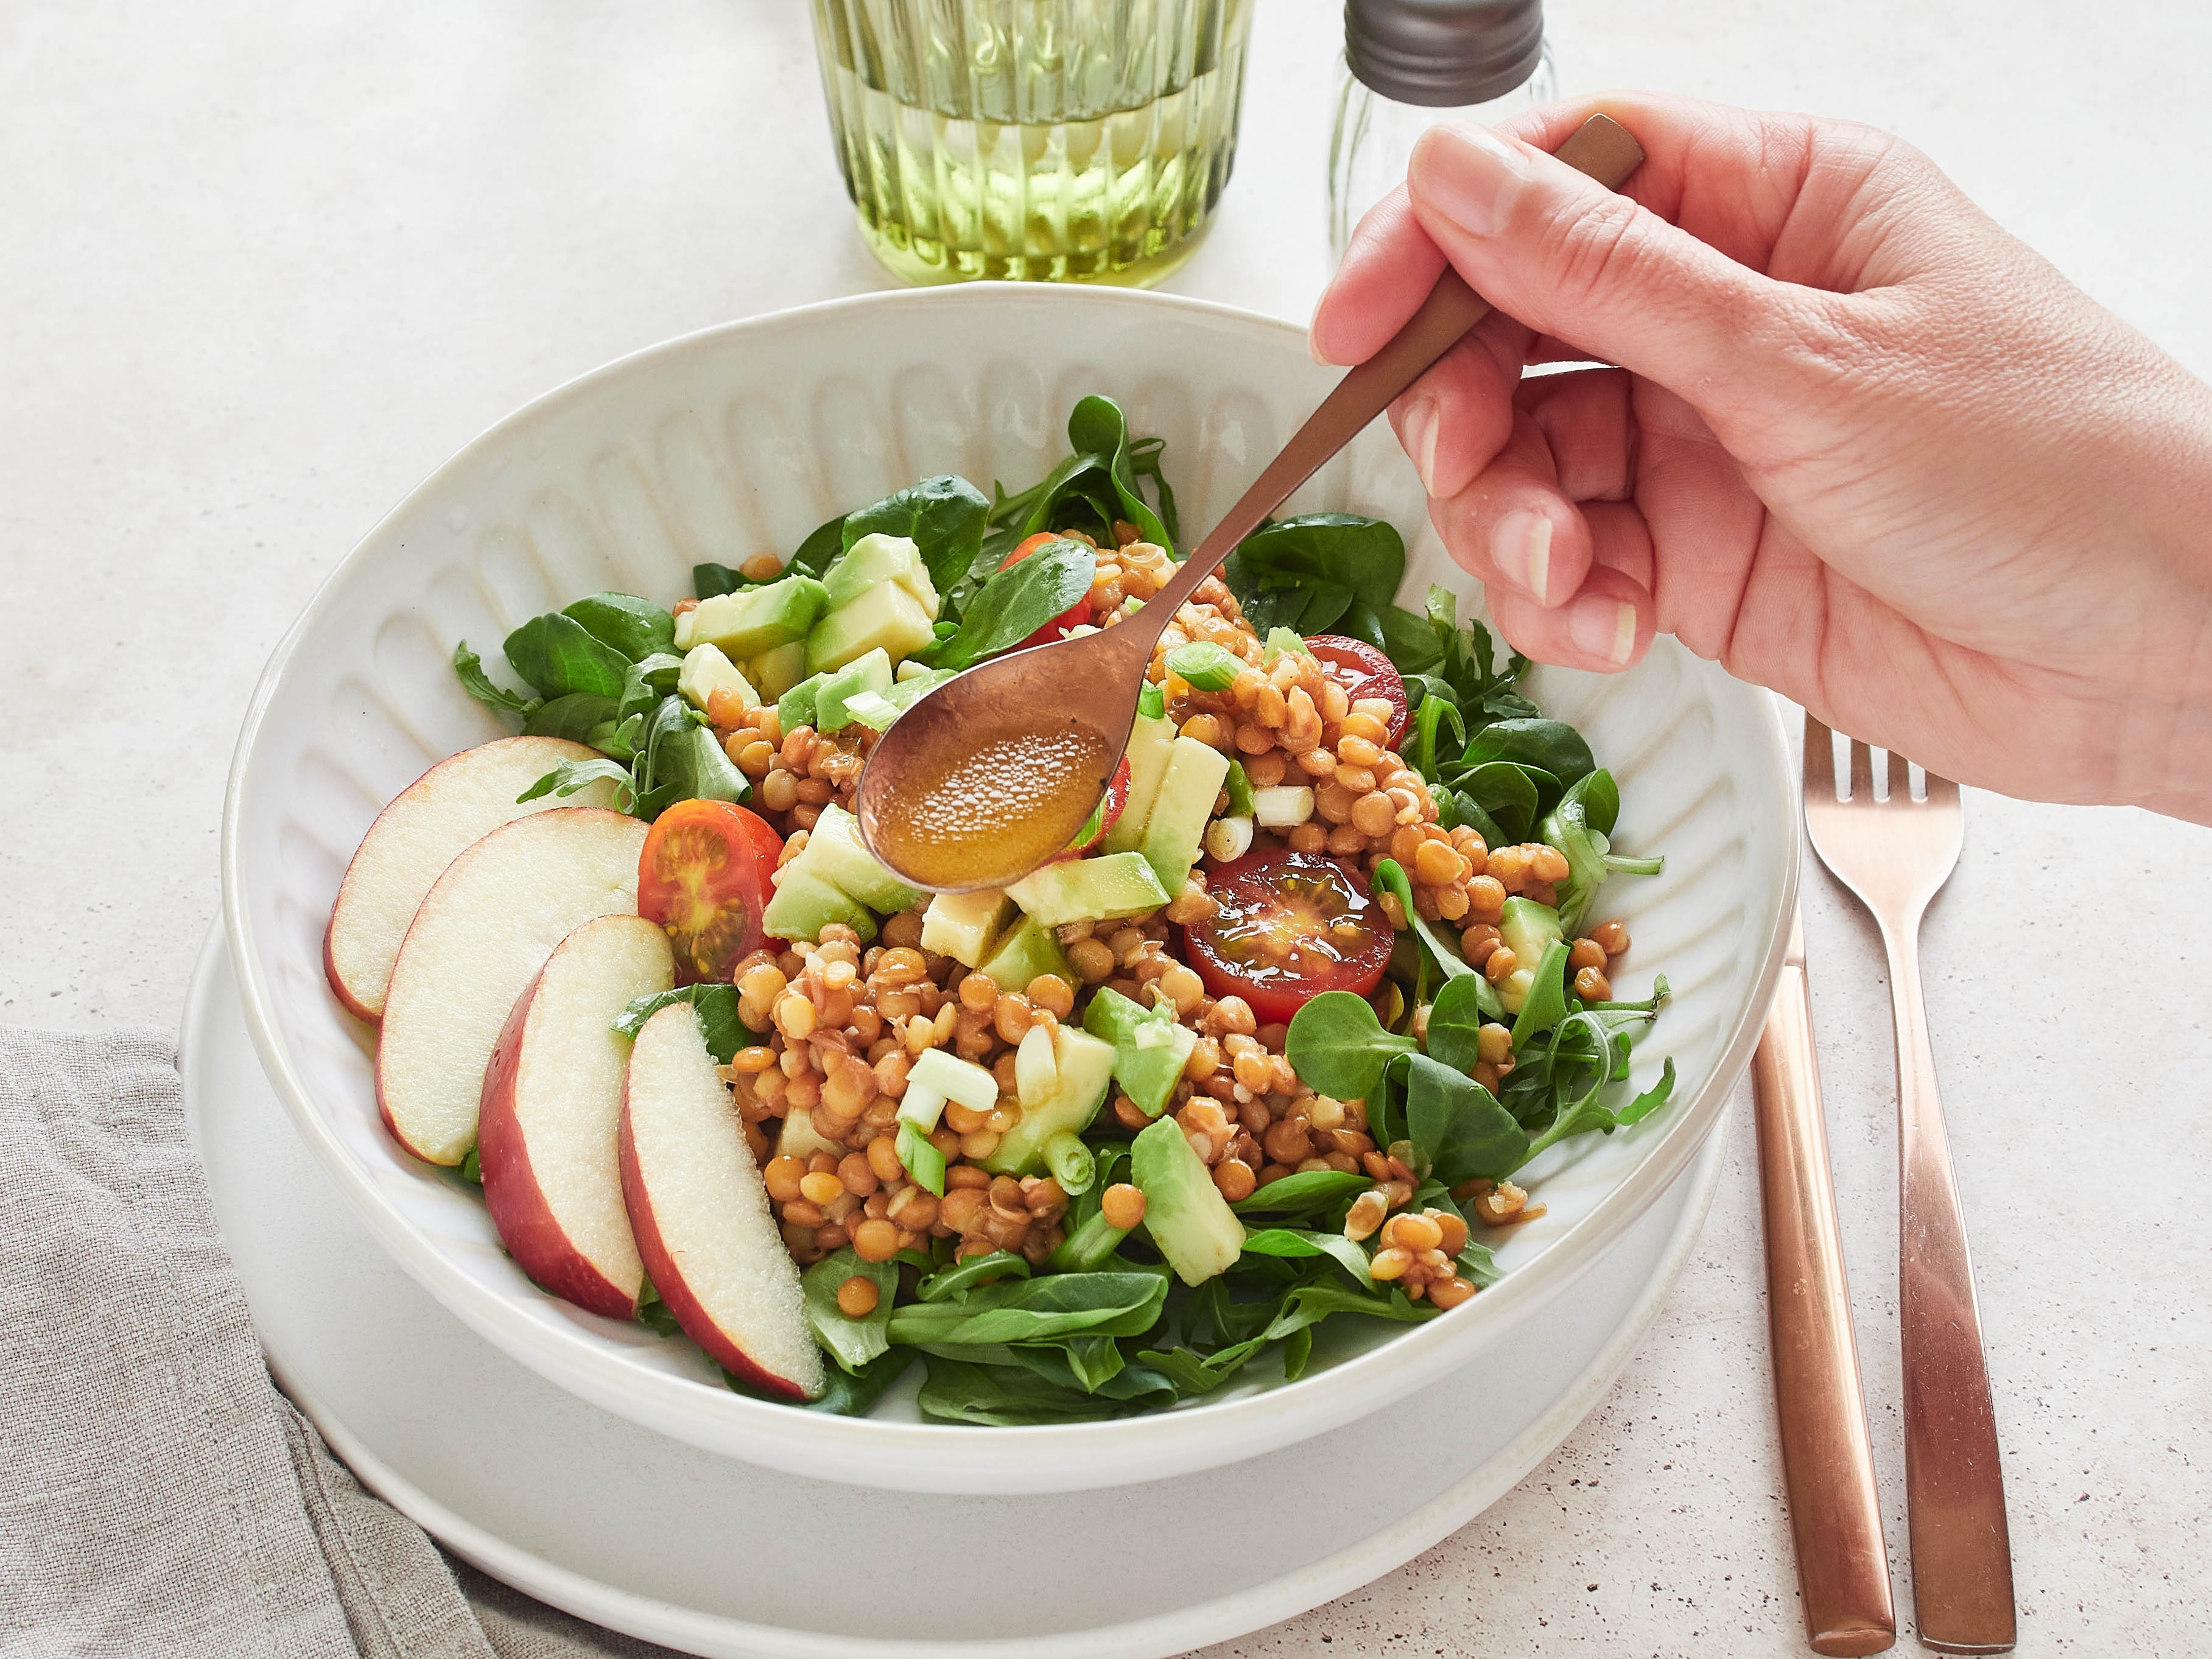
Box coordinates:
[1882,921,2017,1654]
[1753,928,1896,1657]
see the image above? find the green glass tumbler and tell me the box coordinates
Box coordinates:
[808,0,1255,286]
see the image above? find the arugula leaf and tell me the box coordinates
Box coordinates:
[522,692,619,742]
[930,538,1095,668]
[916,1356,1150,1425]
[501,612,633,701]
[636,1274,682,1337]
[1231,1168,1371,1217]
[915,1251,1030,1303]
[1618,1056,1678,1126]
[612,983,751,1060]
[802,1249,897,1373]
[1241,1226,1374,1286]
[887,1270,1170,1348]
[1283,991,1414,1100]
[562,592,675,662]
[516,757,636,813]
[451,641,541,719]
[1223,514,1404,638]
[843,474,990,600]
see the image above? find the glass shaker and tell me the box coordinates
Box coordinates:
[1327,0,1555,257]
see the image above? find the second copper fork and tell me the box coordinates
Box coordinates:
[1802,715,2015,1655]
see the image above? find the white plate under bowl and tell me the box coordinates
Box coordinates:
[184,927,1731,1658]
[220,283,1796,1493]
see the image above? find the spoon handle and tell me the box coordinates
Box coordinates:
[1146,111,1647,628]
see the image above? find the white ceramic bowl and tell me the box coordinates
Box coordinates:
[223,285,1796,1495]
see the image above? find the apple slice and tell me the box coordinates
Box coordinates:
[377,807,648,1166]
[620,1003,822,1400]
[478,914,674,1319]
[325,735,619,1020]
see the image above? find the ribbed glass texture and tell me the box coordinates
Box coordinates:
[809,0,1254,286]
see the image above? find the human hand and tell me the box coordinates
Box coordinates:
[1310,93,2212,822]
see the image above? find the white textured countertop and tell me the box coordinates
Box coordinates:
[7,2,2210,1652]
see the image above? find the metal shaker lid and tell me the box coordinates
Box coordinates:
[1344,0,1544,107]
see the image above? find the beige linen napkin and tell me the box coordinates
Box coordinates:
[0,1026,672,1659]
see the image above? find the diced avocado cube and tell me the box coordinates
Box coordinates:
[760,869,877,947]
[1140,736,1232,892]
[1083,986,1196,1121]
[812,648,894,732]
[1103,709,1178,856]
[824,532,941,620]
[778,672,829,735]
[919,889,1014,968]
[807,581,937,673]
[978,914,1074,993]
[981,1026,1115,1176]
[747,640,809,701]
[676,574,831,661]
[1497,896,1563,1016]
[802,804,922,915]
[1130,1114,1243,1285]
[1005,852,1170,929]
[895,658,937,683]
[676,643,759,718]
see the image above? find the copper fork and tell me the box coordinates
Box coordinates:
[1802,714,2015,1654]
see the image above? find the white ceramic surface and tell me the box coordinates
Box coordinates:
[182,925,1731,1658]
[220,283,1797,1493]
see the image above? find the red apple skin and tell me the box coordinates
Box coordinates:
[477,966,641,1322]
[618,1080,812,1401]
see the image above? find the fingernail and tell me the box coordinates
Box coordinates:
[1412,123,1530,237]
[1568,594,1638,668]
[1491,510,1551,602]
[1401,395,1441,495]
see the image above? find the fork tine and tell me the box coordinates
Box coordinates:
[1848,737,1878,803]
[1920,769,1961,810]
[1802,711,1836,801]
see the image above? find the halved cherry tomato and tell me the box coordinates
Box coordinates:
[1003,529,1094,650]
[1181,849,1393,1025]
[1306,634,1410,748]
[1052,756,1131,862]
[637,799,784,983]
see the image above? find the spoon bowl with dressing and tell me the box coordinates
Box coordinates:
[855,115,1646,894]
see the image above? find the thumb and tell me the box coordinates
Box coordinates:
[1406,121,1782,393]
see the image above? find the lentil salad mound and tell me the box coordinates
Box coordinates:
[426,393,1677,1423]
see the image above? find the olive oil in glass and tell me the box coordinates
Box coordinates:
[809,0,1255,286]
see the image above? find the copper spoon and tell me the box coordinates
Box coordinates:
[855,113,1647,893]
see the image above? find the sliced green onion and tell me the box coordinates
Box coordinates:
[1042,1131,1097,1194]
[896,1121,946,1196]
[1224,759,1255,816]
[1260,626,1315,665]
[1138,680,1166,720]
[1047,1210,1131,1273]
[1164,640,1242,690]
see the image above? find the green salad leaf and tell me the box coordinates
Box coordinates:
[981,396,1175,566]
[1223,513,1404,640]
[516,756,636,813]
[562,592,676,662]
[802,1249,898,1373]
[451,641,541,718]
[1400,1053,1527,1185]
[1282,991,1414,1100]
[612,983,751,1060]
[522,692,619,742]
[502,612,632,701]
[1230,1168,1371,1218]
[929,537,1095,668]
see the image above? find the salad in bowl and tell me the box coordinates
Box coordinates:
[325,395,1673,1423]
